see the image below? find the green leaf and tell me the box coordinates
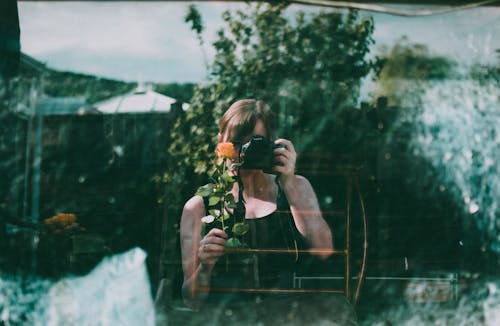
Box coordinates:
[212,185,225,197]
[208,196,221,206]
[196,184,214,197]
[225,193,237,209]
[208,209,221,218]
[232,222,249,236]
[221,209,230,220]
[225,237,242,248]
[221,171,235,184]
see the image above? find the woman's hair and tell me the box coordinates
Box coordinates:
[219,99,275,141]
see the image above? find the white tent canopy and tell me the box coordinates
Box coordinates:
[92,85,189,114]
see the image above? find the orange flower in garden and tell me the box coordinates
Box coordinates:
[215,142,235,159]
[43,213,83,236]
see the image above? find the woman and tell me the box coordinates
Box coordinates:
[180,99,356,325]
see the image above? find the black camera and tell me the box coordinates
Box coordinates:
[238,135,285,174]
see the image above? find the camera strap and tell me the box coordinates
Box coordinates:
[275,176,299,262]
[233,167,246,220]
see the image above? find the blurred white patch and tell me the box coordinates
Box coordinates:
[43,248,155,326]
[469,202,479,214]
[410,78,500,252]
[113,145,124,157]
[484,283,500,326]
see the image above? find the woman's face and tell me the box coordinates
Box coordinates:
[241,119,267,143]
[220,118,268,160]
[222,118,267,141]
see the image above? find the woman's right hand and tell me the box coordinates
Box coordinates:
[198,228,228,270]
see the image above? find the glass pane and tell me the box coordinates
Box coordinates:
[1,1,498,324]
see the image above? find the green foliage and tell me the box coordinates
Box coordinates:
[469,62,500,83]
[232,222,249,236]
[41,70,136,104]
[16,65,194,105]
[224,237,243,248]
[376,36,457,106]
[168,3,376,183]
[154,83,196,103]
[185,4,204,41]
[185,4,209,68]
[378,37,456,80]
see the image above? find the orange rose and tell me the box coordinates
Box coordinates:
[215,142,235,159]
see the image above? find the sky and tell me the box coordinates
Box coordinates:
[18,1,500,84]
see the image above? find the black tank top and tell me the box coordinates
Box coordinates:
[202,183,309,301]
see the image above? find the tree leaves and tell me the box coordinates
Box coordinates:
[185,5,204,38]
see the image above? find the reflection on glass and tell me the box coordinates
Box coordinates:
[0,1,498,325]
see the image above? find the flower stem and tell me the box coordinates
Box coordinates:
[220,162,226,231]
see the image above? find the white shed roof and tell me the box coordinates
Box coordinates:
[92,86,189,114]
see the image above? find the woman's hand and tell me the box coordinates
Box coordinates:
[198,228,227,270]
[273,138,297,181]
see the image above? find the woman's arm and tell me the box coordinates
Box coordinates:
[280,175,333,258]
[273,139,333,259]
[180,195,227,308]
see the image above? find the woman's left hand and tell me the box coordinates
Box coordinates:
[273,138,296,179]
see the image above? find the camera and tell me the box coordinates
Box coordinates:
[238,135,285,174]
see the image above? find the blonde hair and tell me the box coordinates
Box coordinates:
[219,99,275,141]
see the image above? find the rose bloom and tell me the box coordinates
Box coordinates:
[215,142,235,159]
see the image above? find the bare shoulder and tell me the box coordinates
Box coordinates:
[294,174,311,184]
[293,175,314,189]
[181,195,205,225]
[279,175,316,196]
[184,195,204,212]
